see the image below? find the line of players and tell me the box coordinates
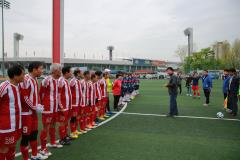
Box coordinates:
[0,62,140,160]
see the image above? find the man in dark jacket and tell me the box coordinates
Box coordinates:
[202,70,213,106]
[227,68,239,116]
[165,67,178,117]
[222,69,230,100]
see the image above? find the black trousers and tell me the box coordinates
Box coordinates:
[178,84,182,94]
[227,94,238,114]
[224,93,227,100]
[169,94,178,115]
[113,95,121,110]
[203,89,210,104]
[106,97,110,112]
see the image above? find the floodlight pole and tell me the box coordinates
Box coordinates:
[1,0,5,77]
[187,35,190,57]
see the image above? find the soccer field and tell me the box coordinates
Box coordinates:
[17,79,240,160]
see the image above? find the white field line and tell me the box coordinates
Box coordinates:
[120,112,240,122]
[15,103,128,158]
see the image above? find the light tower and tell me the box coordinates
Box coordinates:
[107,46,114,61]
[184,27,193,56]
[13,33,24,58]
[0,0,11,76]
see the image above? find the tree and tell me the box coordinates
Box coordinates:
[183,47,221,73]
[232,39,240,68]
[175,45,188,62]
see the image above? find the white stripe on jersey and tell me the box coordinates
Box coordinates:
[16,87,22,129]
[0,82,22,133]
[8,85,16,132]
[81,79,87,106]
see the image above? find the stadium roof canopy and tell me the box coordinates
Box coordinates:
[5,57,133,65]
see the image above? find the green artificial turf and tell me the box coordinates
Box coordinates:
[16,79,240,160]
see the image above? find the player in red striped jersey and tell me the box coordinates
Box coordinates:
[79,71,90,133]
[58,66,73,145]
[69,68,83,137]
[91,73,99,127]
[99,72,108,120]
[85,73,96,129]
[0,65,24,160]
[39,64,63,156]
[94,71,103,123]
[19,62,48,160]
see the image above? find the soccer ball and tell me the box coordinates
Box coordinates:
[216,112,224,119]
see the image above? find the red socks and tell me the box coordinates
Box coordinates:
[70,121,77,132]
[59,125,66,140]
[49,127,56,145]
[80,117,86,130]
[40,130,47,150]
[30,140,38,157]
[20,145,29,160]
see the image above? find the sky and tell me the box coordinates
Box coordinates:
[2,0,240,61]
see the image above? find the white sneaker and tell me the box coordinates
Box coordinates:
[80,130,87,134]
[85,128,92,131]
[39,149,52,157]
[190,94,192,97]
[186,94,189,96]
[203,103,208,106]
[48,143,63,148]
[31,153,48,160]
[226,109,232,113]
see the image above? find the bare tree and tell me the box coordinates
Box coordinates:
[232,39,240,67]
[175,45,188,62]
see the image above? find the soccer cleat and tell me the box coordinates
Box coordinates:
[48,143,63,148]
[203,103,208,106]
[80,130,87,134]
[65,135,74,141]
[99,117,105,121]
[87,124,94,129]
[107,111,113,116]
[85,127,92,131]
[226,109,232,113]
[93,122,98,126]
[59,138,71,145]
[91,124,97,129]
[74,130,82,135]
[91,122,97,127]
[31,153,48,160]
[104,114,110,118]
[39,149,52,157]
[70,133,78,139]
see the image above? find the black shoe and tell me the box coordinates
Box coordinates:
[95,118,100,123]
[65,135,73,141]
[59,138,71,145]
